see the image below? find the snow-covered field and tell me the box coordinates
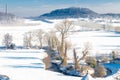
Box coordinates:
[0,49,81,80]
[69,31,120,56]
[0,49,119,80]
[0,19,120,80]
[0,19,120,54]
[0,19,54,46]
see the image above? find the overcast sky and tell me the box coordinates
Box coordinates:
[0,0,120,17]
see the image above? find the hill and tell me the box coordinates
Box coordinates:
[38,7,99,19]
[102,13,120,18]
[32,7,120,19]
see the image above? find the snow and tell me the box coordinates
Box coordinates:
[66,31,120,58]
[81,73,95,80]
[0,19,120,53]
[0,49,117,80]
[0,18,120,80]
[0,49,81,80]
[0,19,54,46]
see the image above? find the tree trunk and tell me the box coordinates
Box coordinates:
[73,49,80,70]
[61,42,67,66]
[40,39,42,49]
[60,34,64,58]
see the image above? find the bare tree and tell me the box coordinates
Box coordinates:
[44,31,60,50]
[62,41,72,66]
[73,49,81,70]
[34,29,44,49]
[55,19,74,58]
[80,42,92,60]
[2,33,13,49]
[55,19,74,66]
[44,31,60,58]
[73,42,91,70]
[23,31,33,48]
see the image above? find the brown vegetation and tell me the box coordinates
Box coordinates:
[85,57,97,68]
[42,53,51,70]
[94,66,107,77]
[111,50,118,60]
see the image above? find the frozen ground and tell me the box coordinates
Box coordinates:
[0,49,81,80]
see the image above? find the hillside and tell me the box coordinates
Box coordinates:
[102,13,120,18]
[32,7,120,19]
[38,7,99,19]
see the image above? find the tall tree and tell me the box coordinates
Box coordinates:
[55,19,74,58]
[44,31,60,56]
[46,31,60,50]
[55,19,74,66]
[73,42,91,70]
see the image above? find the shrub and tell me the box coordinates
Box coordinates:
[42,52,51,70]
[79,65,94,76]
[94,66,107,77]
[111,51,118,60]
[85,57,97,68]
[115,27,120,32]
[9,43,16,49]
[101,56,110,63]
[79,65,89,72]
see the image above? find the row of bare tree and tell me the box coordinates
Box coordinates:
[2,20,90,69]
[22,20,74,66]
[2,33,14,49]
